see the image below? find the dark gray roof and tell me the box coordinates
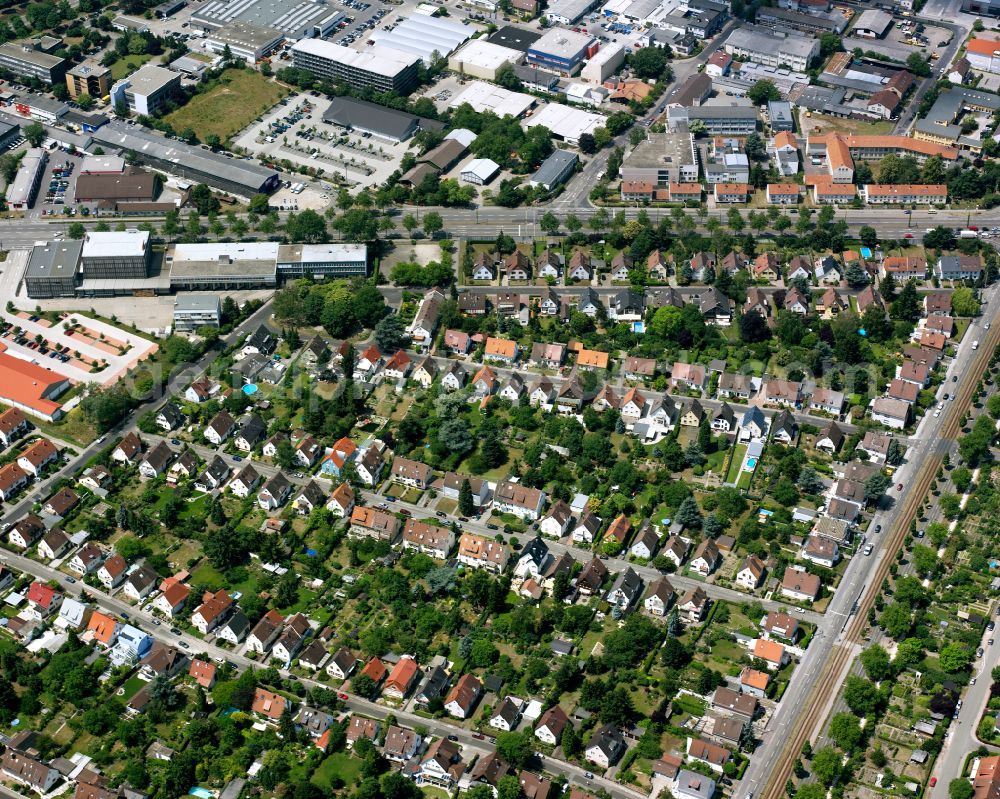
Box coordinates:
[487,25,541,51]
[530,149,578,188]
[26,240,83,281]
[322,96,443,141]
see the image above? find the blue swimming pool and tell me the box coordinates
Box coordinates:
[242,384,258,396]
[745,457,758,470]
[189,788,213,798]
[632,321,646,333]
[860,247,873,259]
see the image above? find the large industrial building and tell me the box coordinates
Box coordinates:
[75,168,160,204]
[0,41,67,85]
[6,147,46,210]
[110,64,182,115]
[723,27,819,71]
[322,96,443,142]
[290,39,420,94]
[544,0,600,24]
[527,28,595,74]
[91,122,280,197]
[0,353,70,421]
[192,0,343,39]
[523,102,603,145]
[913,86,1000,153]
[373,14,472,65]
[448,39,523,81]
[203,22,284,64]
[448,81,535,118]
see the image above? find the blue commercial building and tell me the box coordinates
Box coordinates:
[526,28,593,75]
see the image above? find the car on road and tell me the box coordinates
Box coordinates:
[864,544,873,555]
[896,483,903,491]
[953,375,958,382]
[448,735,458,741]
[171,438,180,444]
[232,455,243,462]
[978,647,985,657]
[472,732,485,740]
[487,523,499,530]
[171,627,181,634]
[386,496,396,502]
[874,524,881,534]
[991,638,995,645]
[180,641,190,649]
[930,778,937,787]
[989,621,996,631]
[436,511,446,518]
[584,773,594,780]
[337,692,349,700]
[973,677,977,685]
[121,612,130,620]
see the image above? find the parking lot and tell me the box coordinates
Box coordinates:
[231,92,409,193]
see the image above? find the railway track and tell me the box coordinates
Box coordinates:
[760,321,1000,799]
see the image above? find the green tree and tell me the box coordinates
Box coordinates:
[23,122,45,147]
[951,780,975,799]
[68,221,85,239]
[951,286,980,316]
[423,211,444,239]
[285,209,327,243]
[458,479,475,516]
[939,643,971,673]
[828,712,863,752]
[747,79,780,105]
[811,747,842,786]
[495,731,534,768]
[860,645,891,681]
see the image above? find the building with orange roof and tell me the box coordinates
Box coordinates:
[807,133,959,175]
[360,657,387,685]
[966,38,1000,72]
[604,513,632,544]
[668,182,703,201]
[620,181,655,201]
[740,667,770,698]
[0,407,28,447]
[880,256,926,280]
[0,462,28,501]
[0,353,70,421]
[320,436,358,477]
[766,183,801,204]
[383,656,420,700]
[252,687,290,721]
[714,183,750,203]
[919,330,948,350]
[813,182,856,204]
[576,349,609,370]
[753,638,788,669]
[87,610,119,646]
[17,438,59,476]
[483,337,520,364]
[153,578,191,617]
[861,184,947,204]
[973,754,1000,799]
[189,658,217,689]
[773,131,797,150]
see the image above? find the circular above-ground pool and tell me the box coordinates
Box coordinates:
[242,384,258,396]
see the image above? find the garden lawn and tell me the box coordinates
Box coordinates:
[164,69,290,143]
[311,752,363,789]
[110,53,154,80]
[725,444,747,485]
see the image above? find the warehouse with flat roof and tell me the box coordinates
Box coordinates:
[448,39,523,80]
[523,102,603,144]
[488,26,542,52]
[291,39,420,94]
[203,21,283,64]
[92,122,280,197]
[322,96,442,141]
[6,147,46,210]
[192,0,344,38]
[75,168,159,204]
[449,80,536,118]
[723,27,819,71]
[529,148,578,190]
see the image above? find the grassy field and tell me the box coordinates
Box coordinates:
[164,69,289,143]
[110,53,154,80]
[311,752,363,789]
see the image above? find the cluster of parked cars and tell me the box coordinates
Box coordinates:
[0,322,72,363]
[44,161,74,206]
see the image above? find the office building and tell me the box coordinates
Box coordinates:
[913,86,1000,152]
[66,61,111,100]
[6,148,46,210]
[25,240,83,299]
[92,122,280,197]
[669,101,759,135]
[203,22,283,64]
[174,295,222,331]
[621,131,699,185]
[545,0,600,24]
[723,27,819,71]
[0,41,67,85]
[290,39,419,93]
[81,230,152,279]
[276,243,369,277]
[962,0,1000,16]
[110,64,182,115]
[768,100,794,131]
[527,28,594,74]
[167,242,279,290]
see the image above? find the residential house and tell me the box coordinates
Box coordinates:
[690,539,720,576]
[494,480,545,520]
[258,472,293,510]
[205,411,236,445]
[402,519,455,560]
[445,673,482,719]
[191,589,233,634]
[780,567,820,601]
[585,725,626,768]
[678,586,710,623]
[18,438,58,476]
[112,432,143,464]
[644,576,675,616]
[606,566,643,609]
[458,533,509,573]
[535,705,570,745]
[735,555,766,590]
